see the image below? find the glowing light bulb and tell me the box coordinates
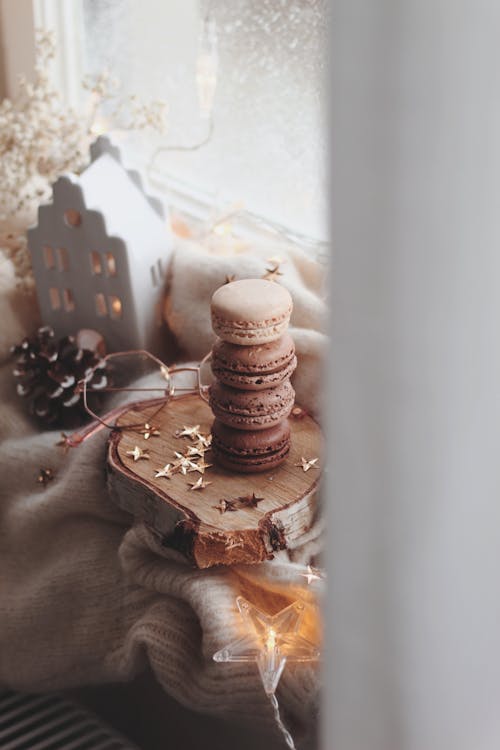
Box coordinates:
[213,597,319,696]
[266,628,277,650]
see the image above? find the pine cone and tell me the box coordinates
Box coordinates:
[11,326,108,427]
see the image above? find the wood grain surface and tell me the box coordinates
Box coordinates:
[107,393,322,567]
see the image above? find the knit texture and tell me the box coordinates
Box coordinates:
[0,238,326,747]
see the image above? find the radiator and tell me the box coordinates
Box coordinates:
[0,690,140,750]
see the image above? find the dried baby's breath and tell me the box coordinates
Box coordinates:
[0,29,168,290]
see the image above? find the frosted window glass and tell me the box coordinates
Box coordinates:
[81,0,326,240]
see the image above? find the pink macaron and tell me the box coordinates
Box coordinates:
[211,279,293,345]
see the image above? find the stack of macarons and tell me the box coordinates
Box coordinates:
[209,278,296,473]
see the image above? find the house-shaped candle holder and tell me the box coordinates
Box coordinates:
[27,137,171,354]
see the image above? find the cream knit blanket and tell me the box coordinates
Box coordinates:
[0,238,327,748]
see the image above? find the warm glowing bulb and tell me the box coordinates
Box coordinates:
[213,222,230,236]
[91,116,110,136]
[266,628,277,650]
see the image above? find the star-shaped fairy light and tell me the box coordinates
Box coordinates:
[213,597,319,695]
[126,446,150,462]
[262,264,284,282]
[295,456,319,472]
[138,422,160,440]
[155,463,174,479]
[175,424,201,439]
[188,476,212,491]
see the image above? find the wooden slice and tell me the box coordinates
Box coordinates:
[107,394,322,568]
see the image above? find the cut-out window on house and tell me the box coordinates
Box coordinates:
[151,265,158,286]
[63,289,75,312]
[95,293,107,317]
[90,252,102,275]
[57,247,70,272]
[49,287,61,310]
[105,253,117,276]
[64,209,81,227]
[43,246,55,270]
[109,295,123,320]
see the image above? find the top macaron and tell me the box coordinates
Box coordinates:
[211,278,293,345]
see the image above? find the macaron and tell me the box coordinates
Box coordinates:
[211,419,291,473]
[211,278,293,345]
[211,333,297,391]
[208,380,295,430]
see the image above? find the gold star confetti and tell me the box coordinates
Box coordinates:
[295,456,319,472]
[262,264,284,282]
[138,422,160,440]
[195,433,212,449]
[185,445,206,458]
[126,446,150,462]
[225,536,244,550]
[37,468,54,485]
[173,452,198,475]
[225,274,236,284]
[214,498,238,514]
[188,459,213,474]
[236,492,264,508]
[56,432,80,453]
[188,476,212,491]
[155,464,175,479]
[175,424,201,439]
[301,565,323,585]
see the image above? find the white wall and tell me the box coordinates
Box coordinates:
[328,2,500,749]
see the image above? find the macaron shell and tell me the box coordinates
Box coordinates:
[211,419,291,456]
[211,442,290,473]
[211,334,295,372]
[211,316,290,346]
[212,355,297,391]
[211,279,293,345]
[211,419,291,473]
[208,380,295,430]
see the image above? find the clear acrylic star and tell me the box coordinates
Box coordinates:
[213,597,319,695]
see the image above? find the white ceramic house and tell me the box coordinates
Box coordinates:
[28,138,171,353]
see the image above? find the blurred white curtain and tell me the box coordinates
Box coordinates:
[327,1,500,749]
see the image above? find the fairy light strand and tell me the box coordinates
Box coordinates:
[269,692,296,750]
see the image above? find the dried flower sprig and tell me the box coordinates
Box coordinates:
[0,29,168,288]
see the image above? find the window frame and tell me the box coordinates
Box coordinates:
[0,0,327,263]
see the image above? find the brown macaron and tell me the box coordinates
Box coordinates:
[211,333,297,391]
[208,380,295,430]
[211,419,291,473]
